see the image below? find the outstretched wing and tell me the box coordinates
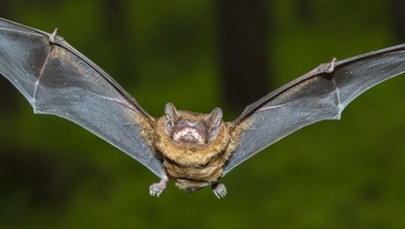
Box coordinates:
[0,17,165,177]
[223,44,405,175]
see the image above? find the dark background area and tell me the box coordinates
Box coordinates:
[0,0,405,228]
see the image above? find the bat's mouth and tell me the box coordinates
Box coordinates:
[173,127,204,145]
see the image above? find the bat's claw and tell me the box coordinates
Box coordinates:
[212,183,227,199]
[149,175,169,197]
[149,184,165,197]
[316,58,337,74]
[326,58,337,73]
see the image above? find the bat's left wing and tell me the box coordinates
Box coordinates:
[0,18,165,178]
[223,44,405,175]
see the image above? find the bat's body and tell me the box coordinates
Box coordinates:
[154,108,233,195]
[0,18,404,198]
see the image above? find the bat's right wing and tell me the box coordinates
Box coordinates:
[223,44,405,175]
[0,18,165,178]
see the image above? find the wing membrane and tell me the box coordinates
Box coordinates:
[0,18,164,177]
[224,45,405,175]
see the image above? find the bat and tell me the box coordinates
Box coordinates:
[0,17,404,199]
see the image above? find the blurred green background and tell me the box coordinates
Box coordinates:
[0,0,405,228]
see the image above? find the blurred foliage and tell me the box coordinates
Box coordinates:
[0,0,405,228]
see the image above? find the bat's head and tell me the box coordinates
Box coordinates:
[163,102,223,145]
[155,103,230,166]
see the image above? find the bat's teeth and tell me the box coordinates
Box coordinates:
[173,127,204,144]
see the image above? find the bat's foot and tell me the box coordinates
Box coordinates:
[212,182,227,199]
[149,175,169,197]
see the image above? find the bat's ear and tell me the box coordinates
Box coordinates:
[206,107,223,141]
[165,102,179,133]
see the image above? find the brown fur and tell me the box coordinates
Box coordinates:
[155,111,232,190]
[224,117,252,158]
[127,110,159,157]
[155,111,230,166]
[131,108,252,192]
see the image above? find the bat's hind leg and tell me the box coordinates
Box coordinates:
[211,182,227,199]
[149,174,169,197]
